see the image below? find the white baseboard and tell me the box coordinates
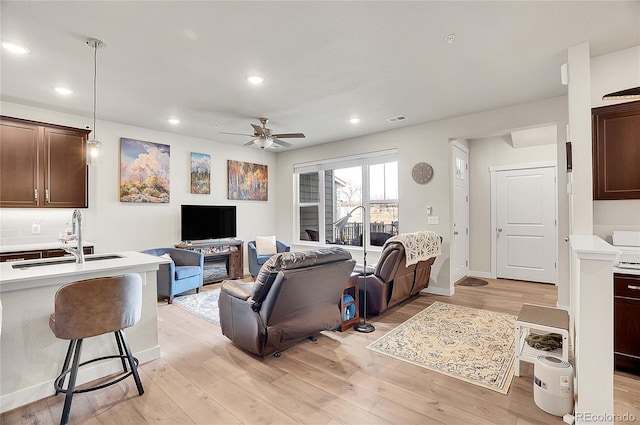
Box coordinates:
[468,270,492,279]
[422,286,454,296]
[0,345,161,414]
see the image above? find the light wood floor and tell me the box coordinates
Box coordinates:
[2,278,639,424]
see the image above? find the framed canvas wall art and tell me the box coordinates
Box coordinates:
[228,160,268,201]
[190,152,211,194]
[120,137,170,203]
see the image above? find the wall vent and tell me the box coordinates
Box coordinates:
[386,115,408,123]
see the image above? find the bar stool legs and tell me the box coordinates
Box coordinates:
[53,331,144,425]
[49,273,145,425]
[60,339,83,425]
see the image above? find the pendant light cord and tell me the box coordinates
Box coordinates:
[92,43,97,140]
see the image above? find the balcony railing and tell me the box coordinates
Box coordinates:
[334,222,397,246]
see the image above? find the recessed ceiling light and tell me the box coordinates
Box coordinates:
[246,74,265,85]
[349,117,361,124]
[2,41,31,55]
[167,118,180,125]
[53,87,73,95]
[444,34,456,44]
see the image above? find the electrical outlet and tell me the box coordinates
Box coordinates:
[427,216,439,225]
[32,223,41,234]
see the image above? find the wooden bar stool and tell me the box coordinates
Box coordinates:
[49,274,145,425]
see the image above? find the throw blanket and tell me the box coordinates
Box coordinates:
[384,231,441,266]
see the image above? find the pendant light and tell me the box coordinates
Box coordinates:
[86,38,106,165]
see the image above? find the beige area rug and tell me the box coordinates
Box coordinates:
[367,301,516,394]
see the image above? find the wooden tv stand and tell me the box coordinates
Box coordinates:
[175,239,244,283]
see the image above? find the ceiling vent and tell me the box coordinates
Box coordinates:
[386,115,408,123]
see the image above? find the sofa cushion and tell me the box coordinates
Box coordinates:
[174,265,201,280]
[255,236,277,255]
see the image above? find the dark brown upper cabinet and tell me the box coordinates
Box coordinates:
[592,100,640,200]
[0,116,90,208]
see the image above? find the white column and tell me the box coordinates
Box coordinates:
[570,235,618,424]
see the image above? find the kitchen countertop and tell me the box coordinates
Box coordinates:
[0,250,169,292]
[614,266,640,276]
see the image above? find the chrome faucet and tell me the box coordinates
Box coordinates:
[60,209,85,264]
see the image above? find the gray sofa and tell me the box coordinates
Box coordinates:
[218,247,355,357]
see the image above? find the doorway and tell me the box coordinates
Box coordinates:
[490,163,557,284]
[451,142,470,284]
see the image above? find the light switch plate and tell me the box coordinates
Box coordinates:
[32,223,41,234]
[427,216,439,225]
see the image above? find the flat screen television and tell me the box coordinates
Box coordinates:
[181,205,236,242]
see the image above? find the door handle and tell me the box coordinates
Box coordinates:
[497,228,503,232]
[454,231,459,235]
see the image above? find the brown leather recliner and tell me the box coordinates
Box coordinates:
[218,247,355,357]
[358,241,437,316]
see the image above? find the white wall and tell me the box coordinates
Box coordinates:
[468,135,558,275]
[275,96,569,295]
[0,101,278,272]
[590,45,640,240]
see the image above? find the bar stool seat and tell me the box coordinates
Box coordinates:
[49,274,145,425]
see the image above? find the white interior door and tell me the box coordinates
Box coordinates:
[451,144,469,283]
[496,166,556,283]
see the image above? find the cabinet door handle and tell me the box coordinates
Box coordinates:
[628,285,640,291]
[34,188,38,201]
[45,189,50,202]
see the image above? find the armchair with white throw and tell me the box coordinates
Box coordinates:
[247,236,291,278]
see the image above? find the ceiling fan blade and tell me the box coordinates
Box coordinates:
[244,140,257,146]
[272,132,305,138]
[273,138,292,148]
[251,123,265,136]
[219,132,254,137]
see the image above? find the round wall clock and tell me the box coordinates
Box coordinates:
[412,162,434,184]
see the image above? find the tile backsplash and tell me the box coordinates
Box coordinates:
[0,209,76,247]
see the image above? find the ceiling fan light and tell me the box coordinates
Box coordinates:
[255,137,274,148]
[602,87,640,100]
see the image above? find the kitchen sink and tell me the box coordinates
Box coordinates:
[11,254,124,269]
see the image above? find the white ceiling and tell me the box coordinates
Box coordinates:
[1,1,639,150]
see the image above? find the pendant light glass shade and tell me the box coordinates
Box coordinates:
[87,140,102,165]
[86,38,106,165]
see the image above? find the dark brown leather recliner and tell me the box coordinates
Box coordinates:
[358,241,437,316]
[218,247,355,357]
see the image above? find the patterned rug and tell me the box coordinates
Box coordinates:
[172,289,221,326]
[367,301,516,394]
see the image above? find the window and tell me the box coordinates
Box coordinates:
[294,150,398,248]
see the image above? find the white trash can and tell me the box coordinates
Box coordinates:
[533,355,574,416]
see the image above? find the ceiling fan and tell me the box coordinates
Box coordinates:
[220,118,305,149]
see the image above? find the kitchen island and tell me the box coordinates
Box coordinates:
[0,251,168,413]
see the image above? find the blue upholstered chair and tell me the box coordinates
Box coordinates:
[247,239,291,278]
[142,248,204,303]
